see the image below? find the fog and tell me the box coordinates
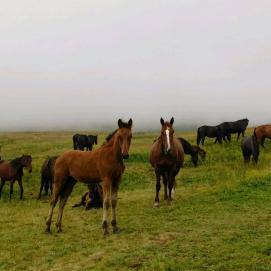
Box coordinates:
[1,1,271,131]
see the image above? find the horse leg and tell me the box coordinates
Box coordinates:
[261,137,265,148]
[38,176,45,199]
[111,179,120,233]
[154,168,161,207]
[237,132,241,141]
[0,179,5,199]
[56,178,76,233]
[9,180,15,200]
[102,177,111,235]
[162,172,168,200]
[45,175,64,233]
[202,137,205,145]
[18,178,23,200]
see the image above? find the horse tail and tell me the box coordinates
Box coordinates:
[253,128,257,140]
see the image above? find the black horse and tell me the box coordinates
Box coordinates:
[179,137,206,167]
[197,125,222,145]
[241,133,259,164]
[215,118,249,143]
[73,134,98,151]
[38,156,58,199]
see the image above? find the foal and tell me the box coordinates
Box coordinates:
[150,118,184,207]
[45,119,133,234]
[0,155,32,200]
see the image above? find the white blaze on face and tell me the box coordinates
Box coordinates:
[165,127,170,151]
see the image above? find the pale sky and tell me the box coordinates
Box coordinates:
[0,1,271,131]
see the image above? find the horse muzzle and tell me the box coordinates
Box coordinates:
[122,153,129,159]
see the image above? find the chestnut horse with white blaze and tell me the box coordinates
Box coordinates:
[45,119,133,235]
[150,118,184,207]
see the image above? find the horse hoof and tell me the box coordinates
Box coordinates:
[103,230,109,236]
[113,227,121,234]
[45,228,51,234]
[154,202,159,208]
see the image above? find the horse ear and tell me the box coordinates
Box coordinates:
[118,119,123,128]
[170,117,174,125]
[128,118,133,128]
[160,118,164,125]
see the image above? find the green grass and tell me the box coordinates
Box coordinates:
[0,129,271,270]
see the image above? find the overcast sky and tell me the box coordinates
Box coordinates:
[0,0,270,131]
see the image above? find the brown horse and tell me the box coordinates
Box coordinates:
[150,118,184,207]
[38,156,58,199]
[254,124,271,147]
[0,155,32,200]
[45,119,133,234]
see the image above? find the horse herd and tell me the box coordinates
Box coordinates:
[0,118,271,235]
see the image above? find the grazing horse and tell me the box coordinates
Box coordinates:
[45,119,133,234]
[38,156,58,199]
[150,118,184,207]
[72,183,103,210]
[241,133,259,164]
[254,124,271,147]
[0,155,32,200]
[73,134,98,151]
[178,137,206,167]
[197,125,222,145]
[215,118,249,143]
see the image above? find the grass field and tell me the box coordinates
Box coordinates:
[0,129,271,271]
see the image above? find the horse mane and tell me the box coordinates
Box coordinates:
[102,120,132,146]
[11,157,24,172]
[102,129,118,146]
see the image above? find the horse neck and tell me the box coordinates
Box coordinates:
[11,158,23,173]
[104,133,122,162]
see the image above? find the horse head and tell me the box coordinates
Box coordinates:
[160,117,175,155]
[21,155,32,173]
[117,118,133,159]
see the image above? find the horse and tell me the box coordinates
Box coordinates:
[178,137,206,167]
[45,119,133,234]
[73,134,98,151]
[150,118,184,207]
[254,124,271,147]
[197,125,222,145]
[0,155,32,200]
[38,156,58,199]
[241,133,259,164]
[72,183,103,210]
[215,118,249,143]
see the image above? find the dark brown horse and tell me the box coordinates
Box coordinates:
[72,183,103,210]
[150,118,184,207]
[0,155,32,200]
[254,124,271,147]
[45,119,133,234]
[38,156,58,199]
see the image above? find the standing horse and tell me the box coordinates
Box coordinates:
[0,155,32,200]
[197,125,222,145]
[254,124,271,147]
[45,119,133,234]
[38,156,58,199]
[73,134,98,151]
[150,118,184,207]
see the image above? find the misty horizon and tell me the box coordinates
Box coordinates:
[1,1,271,132]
